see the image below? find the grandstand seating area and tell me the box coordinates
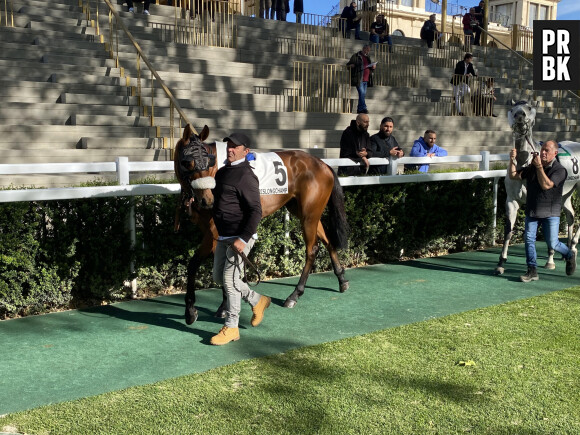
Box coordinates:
[1,0,578,187]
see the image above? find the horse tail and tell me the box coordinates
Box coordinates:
[326,168,349,250]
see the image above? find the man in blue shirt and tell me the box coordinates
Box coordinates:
[407,130,447,173]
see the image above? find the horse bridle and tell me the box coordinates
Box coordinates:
[179,136,217,199]
[510,102,537,155]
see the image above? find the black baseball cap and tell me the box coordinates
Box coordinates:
[223,132,252,148]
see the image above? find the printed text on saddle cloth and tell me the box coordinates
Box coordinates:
[216,141,289,195]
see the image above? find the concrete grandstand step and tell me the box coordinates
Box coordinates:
[79,136,164,149]
[0,80,134,100]
[0,125,159,148]
[25,20,98,36]
[59,93,140,106]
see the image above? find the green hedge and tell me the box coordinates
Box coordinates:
[0,177,543,319]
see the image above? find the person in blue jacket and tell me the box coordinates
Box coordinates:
[407,130,447,172]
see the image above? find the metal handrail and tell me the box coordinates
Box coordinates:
[478,25,580,101]
[94,0,194,133]
[1,0,14,27]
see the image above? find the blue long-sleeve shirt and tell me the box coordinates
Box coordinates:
[409,137,448,172]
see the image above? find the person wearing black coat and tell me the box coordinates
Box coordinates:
[293,0,303,23]
[420,14,438,48]
[450,52,477,115]
[340,2,361,39]
[339,114,372,176]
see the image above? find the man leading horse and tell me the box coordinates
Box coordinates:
[209,132,272,345]
[508,140,577,282]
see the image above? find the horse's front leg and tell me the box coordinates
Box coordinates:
[184,231,216,325]
[496,199,520,275]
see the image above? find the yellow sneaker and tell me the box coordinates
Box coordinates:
[210,326,240,345]
[251,295,271,327]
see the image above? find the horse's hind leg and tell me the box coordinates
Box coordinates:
[317,221,349,292]
[284,217,320,308]
[496,199,520,275]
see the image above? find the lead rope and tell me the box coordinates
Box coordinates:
[226,244,262,287]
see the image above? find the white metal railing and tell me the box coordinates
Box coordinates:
[0,152,508,295]
[0,152,509,202]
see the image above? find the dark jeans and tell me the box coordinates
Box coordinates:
[356,81,368,113]
[342,21,361,39]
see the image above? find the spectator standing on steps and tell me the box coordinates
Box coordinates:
[293,0,303,24]
[463,7,477,47]
[347,44,376,115]
[473,0,485,46]
[420,14,438,48]
[450,52,477,116]
[260,0,272,19]
[508,140,577,282]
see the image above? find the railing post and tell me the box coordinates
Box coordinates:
[492,176,499,245]
[388,157,398,175]
[117,157,137,298]
[480,150,490,171]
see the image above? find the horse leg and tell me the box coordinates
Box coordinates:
[496,199,520,275]
[184,232,215,325]
[316,221,349,292]
[214,286,227,318]
[284,218,320,308]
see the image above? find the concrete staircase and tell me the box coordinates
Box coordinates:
[1,0,578,187]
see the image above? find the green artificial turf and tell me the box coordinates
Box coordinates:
[1,288,578,434]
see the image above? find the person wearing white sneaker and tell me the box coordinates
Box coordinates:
[126,0,150,15]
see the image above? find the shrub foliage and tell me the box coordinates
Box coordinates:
[0,178,530,319]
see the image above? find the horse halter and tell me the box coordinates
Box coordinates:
[510,101,534,137]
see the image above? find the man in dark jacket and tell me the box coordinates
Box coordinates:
[369,116,404,174]
[450,52,477,116]
[293,0,303,23]
[420,14,438,48]
[210,132,271,345]
[508,140,577,282]
[347,44,376,114]
[340,1,361,39]
[339,114,371,176]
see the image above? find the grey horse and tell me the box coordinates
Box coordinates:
[495,100,580,275]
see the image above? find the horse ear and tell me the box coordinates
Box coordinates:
[182,124,193,142]
[511,98,516,106]
[200,125,210,142]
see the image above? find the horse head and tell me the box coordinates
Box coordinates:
[174,124,217,209]
[508,99,537,166]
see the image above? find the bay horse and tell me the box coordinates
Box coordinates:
[495,100,580,275]
[174,124,350,325]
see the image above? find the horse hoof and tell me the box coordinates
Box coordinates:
[214,309,226,318]
[494,267,505,275]
[283,299,297,308]
[544,262,556,270]
[340,281,349,293]
[185,307,198,325]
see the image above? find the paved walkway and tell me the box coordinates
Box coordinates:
[1,245,575,414]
